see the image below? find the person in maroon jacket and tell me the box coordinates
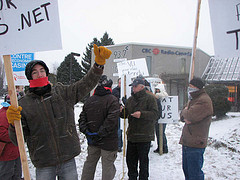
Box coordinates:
[0,95,22,179]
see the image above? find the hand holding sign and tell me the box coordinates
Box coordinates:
[7,105,22,125]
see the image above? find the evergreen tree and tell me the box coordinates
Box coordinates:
[100,32,114,46]
[81,38,100,76]
[81,32,114,76]
[57,53,83,85]
[205,84,231,118]
[48,73,57,86]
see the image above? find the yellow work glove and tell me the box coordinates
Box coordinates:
[94,44,112,65]
[6,105,22,125]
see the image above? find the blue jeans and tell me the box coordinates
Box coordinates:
[182,146,205,180]
[0,157,22,180]
[36,158,78,180]
[118,118,123,150]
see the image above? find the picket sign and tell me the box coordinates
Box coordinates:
[159,124,163,155]
[3,55,31,180]
[1,1,62,178]
[189,0,201,81]
[121,75,127,180]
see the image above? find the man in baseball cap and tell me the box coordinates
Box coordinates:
[121,77,158,179]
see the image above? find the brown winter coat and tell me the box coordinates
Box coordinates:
[9,64,103,168]
[121,89,158,142]
[179,88,213,148]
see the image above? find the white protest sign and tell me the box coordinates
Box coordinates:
[0,0,62,55]
[208,0,240,58]
[117,58,149,77]
[113,58,127,76]
[158,96,179,123]
[9,53,34,85]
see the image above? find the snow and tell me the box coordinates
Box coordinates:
[1,100,240,180]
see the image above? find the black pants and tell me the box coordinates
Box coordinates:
[126,141,151,180]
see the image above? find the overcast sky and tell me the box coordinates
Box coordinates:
[36,0,214,72]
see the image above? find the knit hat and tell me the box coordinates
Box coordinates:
[25,60,49,80]
[98,75,113,88]
[189,77,205,89]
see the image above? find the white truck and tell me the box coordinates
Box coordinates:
[145,77,167,94]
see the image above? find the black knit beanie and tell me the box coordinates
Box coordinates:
[25,60,49,80]
[98,75,113,88]
[189,77,205,89]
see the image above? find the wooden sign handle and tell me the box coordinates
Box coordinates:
[189,0,202,81]
[159,124,163,155]
[3,55,31,180]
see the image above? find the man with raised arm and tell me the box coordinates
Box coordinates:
[6,44,112,180]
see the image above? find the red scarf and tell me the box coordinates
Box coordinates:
[104,87,112,92]
[29,77,50,88]
[93,86,112,95]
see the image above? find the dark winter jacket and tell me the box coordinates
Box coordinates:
[112,86,120,100]
[0,107,20,161]
[121,89,158,142]
[156,98,162,120]
[179,88,213,148]
[9,64,103,168]
[79,86,120,151]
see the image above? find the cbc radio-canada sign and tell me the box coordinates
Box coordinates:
[142,48,191,56]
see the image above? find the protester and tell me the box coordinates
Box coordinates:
[15,86,25,97]
[137,74,152,92]
[154,85,168,154]
[79,75,119,180]
[0,94,22,180]
[180,77,213,180]
[120,78,158,180]
[7,44,112,180]
[112,78,123,152]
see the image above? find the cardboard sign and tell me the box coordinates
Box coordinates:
[158,96,179,123]
[0,0,62,55]
[209,0,240,58]
[10,53,34,85]
[117,58,149,77]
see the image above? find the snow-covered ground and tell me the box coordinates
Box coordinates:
[1,101,240,180]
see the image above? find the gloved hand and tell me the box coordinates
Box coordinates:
[122,96,127,105]
[86,131,102,145]
[94,44,112,65]
[6,105,22,125]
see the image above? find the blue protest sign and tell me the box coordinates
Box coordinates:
[11,53,34,72]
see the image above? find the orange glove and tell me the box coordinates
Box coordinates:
[6,105,22,125]
[94,44,112,65]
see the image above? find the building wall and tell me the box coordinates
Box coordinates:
[91,43,211,108]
